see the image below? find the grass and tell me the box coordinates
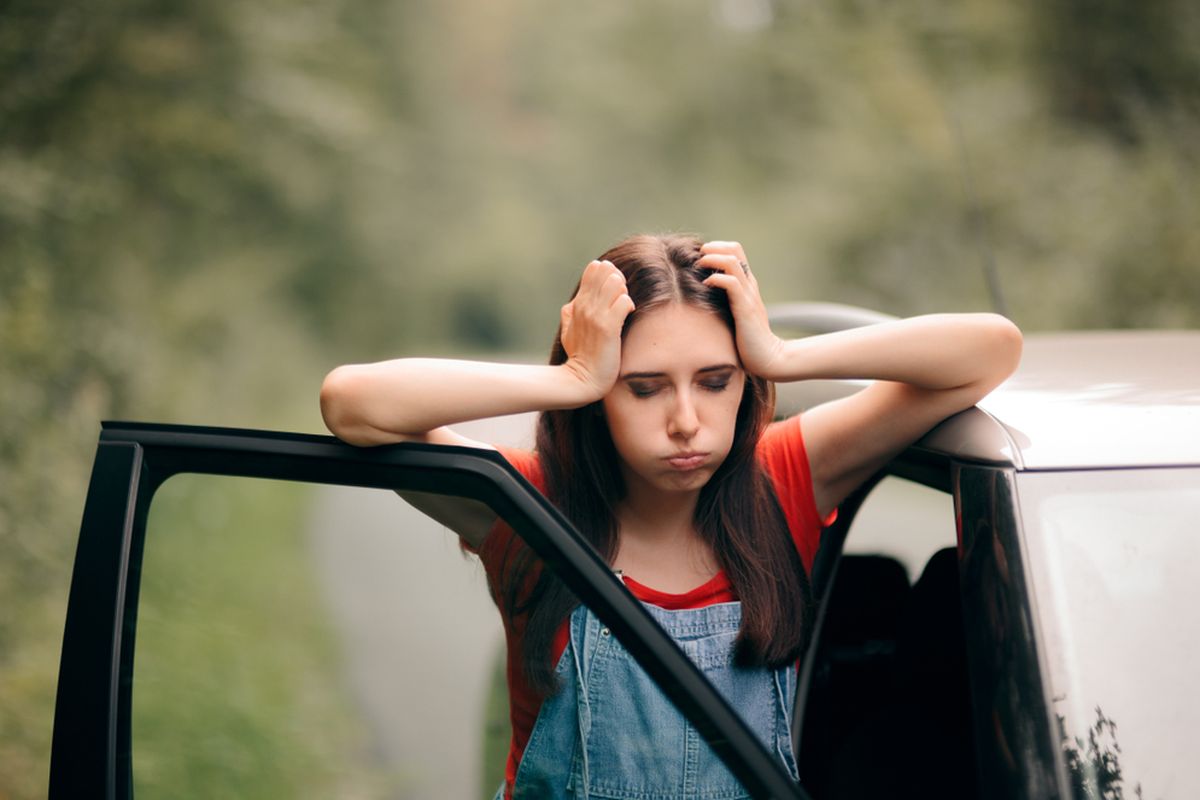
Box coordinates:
[132,474,391,798]
[479,644,511,799]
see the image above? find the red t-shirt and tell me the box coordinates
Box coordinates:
[475,414,830,797]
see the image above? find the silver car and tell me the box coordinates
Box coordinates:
[772,305,1200,800]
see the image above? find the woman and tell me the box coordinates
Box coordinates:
[320,234,1022,799]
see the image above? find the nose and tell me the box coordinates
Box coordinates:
[667,389,700,440]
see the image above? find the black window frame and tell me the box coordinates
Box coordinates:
[50,422,813,800]
[955,463,1067,800]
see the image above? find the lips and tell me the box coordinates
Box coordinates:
[665,452,708,471]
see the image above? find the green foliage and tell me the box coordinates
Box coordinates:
[134,476,388,797]
[1060,707,1152,800]
[132,479,376,796]
[1031,0,1200,141]
[1,2,353,790]
[2,1,1198,796]
[480,644,511,798]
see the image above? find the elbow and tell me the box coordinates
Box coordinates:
[969,314,1023,398]
[320,365,376,445]
[988,314,1024,379]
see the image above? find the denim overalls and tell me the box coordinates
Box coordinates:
[506,597,800,799]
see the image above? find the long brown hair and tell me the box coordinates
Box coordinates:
[500,233,813,695]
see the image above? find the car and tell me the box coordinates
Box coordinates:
[48,304,1200,799]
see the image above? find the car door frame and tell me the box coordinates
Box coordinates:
[50,421,812,800]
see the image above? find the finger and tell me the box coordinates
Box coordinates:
[700,241,748,261]
[602,260,626,289]
[600,268,628,291]
[697,253,750,280]
[573,265,628,334]
[577,259,607,293]
[576,261,620,313]
[701,242,751,282]
[702,271,747,304]
[588,261,624,288]
[700,255,753,289]
[610,292,635,318]
[596,270,627,305]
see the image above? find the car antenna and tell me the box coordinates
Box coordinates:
[947,107,1009,318]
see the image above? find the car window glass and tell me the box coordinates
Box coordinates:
[135,475,504,798]
[841,475,956,581]
[799,475,975,798]
[1019,467,1200,800]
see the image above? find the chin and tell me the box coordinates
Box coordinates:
[658,469,713,492]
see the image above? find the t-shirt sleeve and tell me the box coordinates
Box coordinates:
[460,445,545,559]
[494,445,544,490]
[757,414,836,573]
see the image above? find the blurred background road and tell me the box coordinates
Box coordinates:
[308,413,536,799]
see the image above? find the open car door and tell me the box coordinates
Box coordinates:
[50,422,812,799]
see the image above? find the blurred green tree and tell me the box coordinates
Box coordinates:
[1031,0,1199,142]
[3,1,1198,796]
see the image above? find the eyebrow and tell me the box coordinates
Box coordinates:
[619,364,739,380]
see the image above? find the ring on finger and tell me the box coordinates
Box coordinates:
[738,260,750,275]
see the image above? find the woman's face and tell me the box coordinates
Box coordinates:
[602,303,745,499]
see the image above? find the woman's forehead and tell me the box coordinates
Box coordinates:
[620,304,739,371]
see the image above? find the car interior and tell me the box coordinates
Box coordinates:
[797,475,978,800]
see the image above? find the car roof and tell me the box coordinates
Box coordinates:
[777,330,1200,471]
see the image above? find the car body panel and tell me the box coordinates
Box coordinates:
[979,331,1200,470]
[779,331,1200,471]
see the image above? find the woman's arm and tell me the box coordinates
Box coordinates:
[776,314,1021,515]
[754,313,1022,391]
[320,259,634,446]
[698,241,1022,516]
[321,359,590,447]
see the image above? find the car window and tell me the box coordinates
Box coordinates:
[798,473,978,799]
[1018,467,1200,800]
[133,475,502,797]
[839,474,957,581]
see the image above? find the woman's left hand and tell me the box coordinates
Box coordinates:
[697,241,785,379]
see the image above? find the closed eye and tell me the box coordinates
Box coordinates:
[699,366,738,392]
[628,382,662,398]
[625,367,738,398]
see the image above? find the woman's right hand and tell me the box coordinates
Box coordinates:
[320,260,634,445]
[560,259,635,402]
